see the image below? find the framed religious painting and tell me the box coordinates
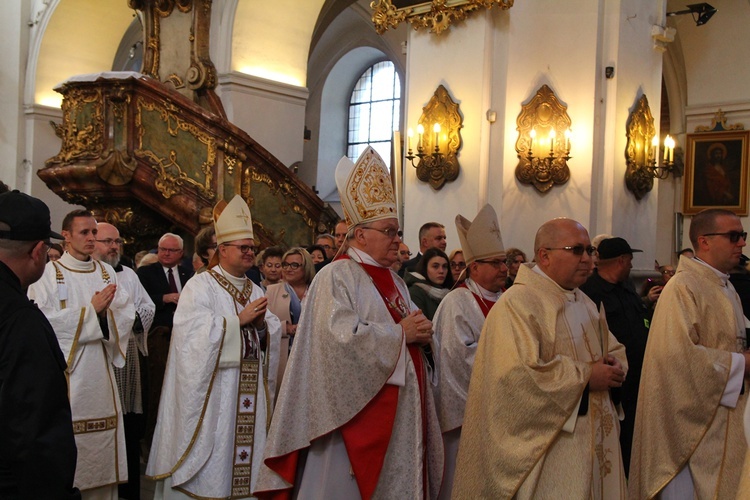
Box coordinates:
[682,130,750,216]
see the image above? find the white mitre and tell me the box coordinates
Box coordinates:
[213,194,254,245]
[335,146,398,230]
[456,204,504,264]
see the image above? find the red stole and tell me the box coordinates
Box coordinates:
[340,259,426,499]
[260,257,426,500]
[459,282,496,317]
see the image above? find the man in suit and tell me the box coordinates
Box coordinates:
[137,232,193,451]
[399,222,447,277]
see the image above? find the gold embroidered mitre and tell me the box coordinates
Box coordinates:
[456,204,504,264]
[335,147,397,230]
[213,195,254,245]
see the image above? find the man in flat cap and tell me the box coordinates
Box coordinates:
[432,203,507,499]
[147,195,281,499]
[257,147,443,499]
[0,191,79,499]
[580,236,649,476]
[28,208,134,499]
[453,218,627,499]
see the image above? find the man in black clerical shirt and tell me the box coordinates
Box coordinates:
[0,190,80,499]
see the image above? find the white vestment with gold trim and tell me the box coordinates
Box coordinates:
[146,266,281,499]
[28,252,134,492]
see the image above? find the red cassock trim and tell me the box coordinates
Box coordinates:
[259,257,427,499]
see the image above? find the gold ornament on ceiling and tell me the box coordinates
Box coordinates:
[371,0,513,35]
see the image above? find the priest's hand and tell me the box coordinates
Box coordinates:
[589,356,625,391]
[239,297,268,328]
[400,310,433,345]
[92,284,117,315]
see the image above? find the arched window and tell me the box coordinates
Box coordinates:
[347,61,401,169]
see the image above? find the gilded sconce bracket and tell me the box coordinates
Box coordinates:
[624,94,676,200]
[405,85,463,190]
[371,0,514,35]
[625,95,657,200]
[514,85,572,193]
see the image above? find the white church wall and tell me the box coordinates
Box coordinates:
[403,0,665,264]
[217,72,309,170]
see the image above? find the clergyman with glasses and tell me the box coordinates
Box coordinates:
[432,203,507,499]
[257,147,444,498]
[453,217,628,498]
[136,232,194,452]
[630,208,750,498]
[147,195,281,498]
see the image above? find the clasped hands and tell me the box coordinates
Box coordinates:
[92,284,117,316]
[589,355,626,391]
[239,297,268,329]
[399,310,433,345]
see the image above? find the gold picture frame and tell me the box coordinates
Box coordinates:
[371,0,514,35]
[682,130,750,215]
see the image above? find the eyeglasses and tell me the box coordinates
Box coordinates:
[450,261,466,269]
[400,251,413,257]
[475,259,507,268]
[545,245,596,256]
[661,269,676,276]
[158,246,182,253]
[264,262,282,269]
[281,262,302,270]
[319,244,332,250]
[361,226,403,239]
[702,231,747,243]
[97,238,123,246]
[223,244,258,254]
[506,258,525,265]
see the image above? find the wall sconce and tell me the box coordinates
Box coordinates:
[515,85,572,192]
[405,85,463,190]
[625,95,676,199]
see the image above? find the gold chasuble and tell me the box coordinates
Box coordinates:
[452,264,627,499]
[629,256,748,499]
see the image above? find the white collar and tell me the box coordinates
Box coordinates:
[465,278,502,301]
[693,257,730,285]
[59,251,95,271]
[347,247,385,268]
[532,264,577,301]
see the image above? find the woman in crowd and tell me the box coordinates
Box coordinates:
[408,247,454,321]
[448,249,466,286]
[266,247,315,400]
[258,246,284,290]
[47,242,63,261]
[306,244,327,265]
[504,247,527,289]
[193,225,216,273]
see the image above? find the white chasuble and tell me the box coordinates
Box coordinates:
[146,266,281,499]
[28,252,134,492]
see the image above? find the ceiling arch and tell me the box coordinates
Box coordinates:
[33,0,134,107]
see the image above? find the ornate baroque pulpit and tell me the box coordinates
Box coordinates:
[38,0,337,249]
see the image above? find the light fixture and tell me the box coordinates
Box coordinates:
[625,95,677,199]
[667,3,717,26]
[515,85,572,192]
[405,85,463,190]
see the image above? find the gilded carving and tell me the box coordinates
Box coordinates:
[694,109,745,132]
[248,169,315,229]
[46,88,105,165]
[515,85,572,193]
[135,97,215,198]
[408,84,462,190]
[624,95,657,200]
[372,0,513,35]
